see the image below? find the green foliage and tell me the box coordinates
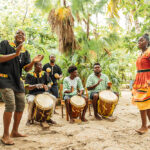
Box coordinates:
[0,0,150,93]
[35,0,61,12]
[71,0,108,18]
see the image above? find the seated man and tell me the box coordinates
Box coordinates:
[86,63,113,120]
[25,62,56,125]
[63,65,88,123]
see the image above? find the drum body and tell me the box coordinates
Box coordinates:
[70,95,86,118]
[32,93,54,122]
[98,90,118,117]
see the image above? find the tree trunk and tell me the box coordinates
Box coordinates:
[87,14,90,40]
[22,0,28,25]
[131,0,140,33]
[63,0,66,7]
[134,19,140,33]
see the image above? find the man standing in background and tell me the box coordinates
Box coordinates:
[43,54,62,114]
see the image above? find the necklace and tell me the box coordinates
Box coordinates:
[18,54,22,63]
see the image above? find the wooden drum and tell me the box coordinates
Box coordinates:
[32,93,54,122]
[97,90,118,117]
[70,95,86,118]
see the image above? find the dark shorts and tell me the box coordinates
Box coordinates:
[49,85,59,98]
[90,92,99,100]
[63,95,72,100]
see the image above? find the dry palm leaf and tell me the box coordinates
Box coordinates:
[48,7,78,54]
[104,48,111,56]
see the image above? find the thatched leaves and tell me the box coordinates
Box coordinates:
[48,7,78,54]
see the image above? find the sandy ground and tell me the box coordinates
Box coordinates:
[0,89,150,150]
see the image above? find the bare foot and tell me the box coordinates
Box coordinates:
[1,136,14,145]
[135,127,148,135]
[11,132,27,138]
[81,118,88,122]
[103,116,117,122]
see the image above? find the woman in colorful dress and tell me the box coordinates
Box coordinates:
[132,33,150,134]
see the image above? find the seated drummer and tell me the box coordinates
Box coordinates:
[86,63,112,120]
[63,65,88,123]
[25,62,56,125]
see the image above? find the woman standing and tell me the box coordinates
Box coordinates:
[132,33,150,134]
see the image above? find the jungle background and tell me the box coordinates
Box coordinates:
[0,0,150,93]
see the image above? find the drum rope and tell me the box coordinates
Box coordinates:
[46,109,53,121]
[108,102,117,116]
[108,104,115,116]
[98,100,107,116]
[33,106,38,120]
[39,110,45,121]
[98,100,117,118]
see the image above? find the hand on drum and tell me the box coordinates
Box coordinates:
[107,82,112,89]
[43,85,48,91]
[47,83,52,89]
[36,84,44,89]
[107,82,112,87]
[77,91,82,96]
[77,93,81,96]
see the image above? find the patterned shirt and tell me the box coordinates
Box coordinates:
[63,76,84,96]
[86,73,109,95]
[0,40,31,92]
[43,63,62,85]
[25,71,51,95]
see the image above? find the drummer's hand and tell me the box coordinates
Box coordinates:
[43,85,48,91]
[78,93,82,96]
[97,79,103,84]
[33,55,44,63]
[59,74,63,79]
[47,83,52,89]
[78,91,83,96]
[70,86,74,93]
[36,84,44,89]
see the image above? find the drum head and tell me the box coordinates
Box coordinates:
[70,95,86,108]
[99,90,118,103]
[35,94,54,110]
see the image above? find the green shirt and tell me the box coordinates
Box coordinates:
[63,76,84,96]
[86,73,109,95]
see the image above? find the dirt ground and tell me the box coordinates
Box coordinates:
[0,89,150,150]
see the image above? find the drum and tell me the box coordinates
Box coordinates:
[70,95,86,118]
[97,90,118,117]
[32,93,54,122]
